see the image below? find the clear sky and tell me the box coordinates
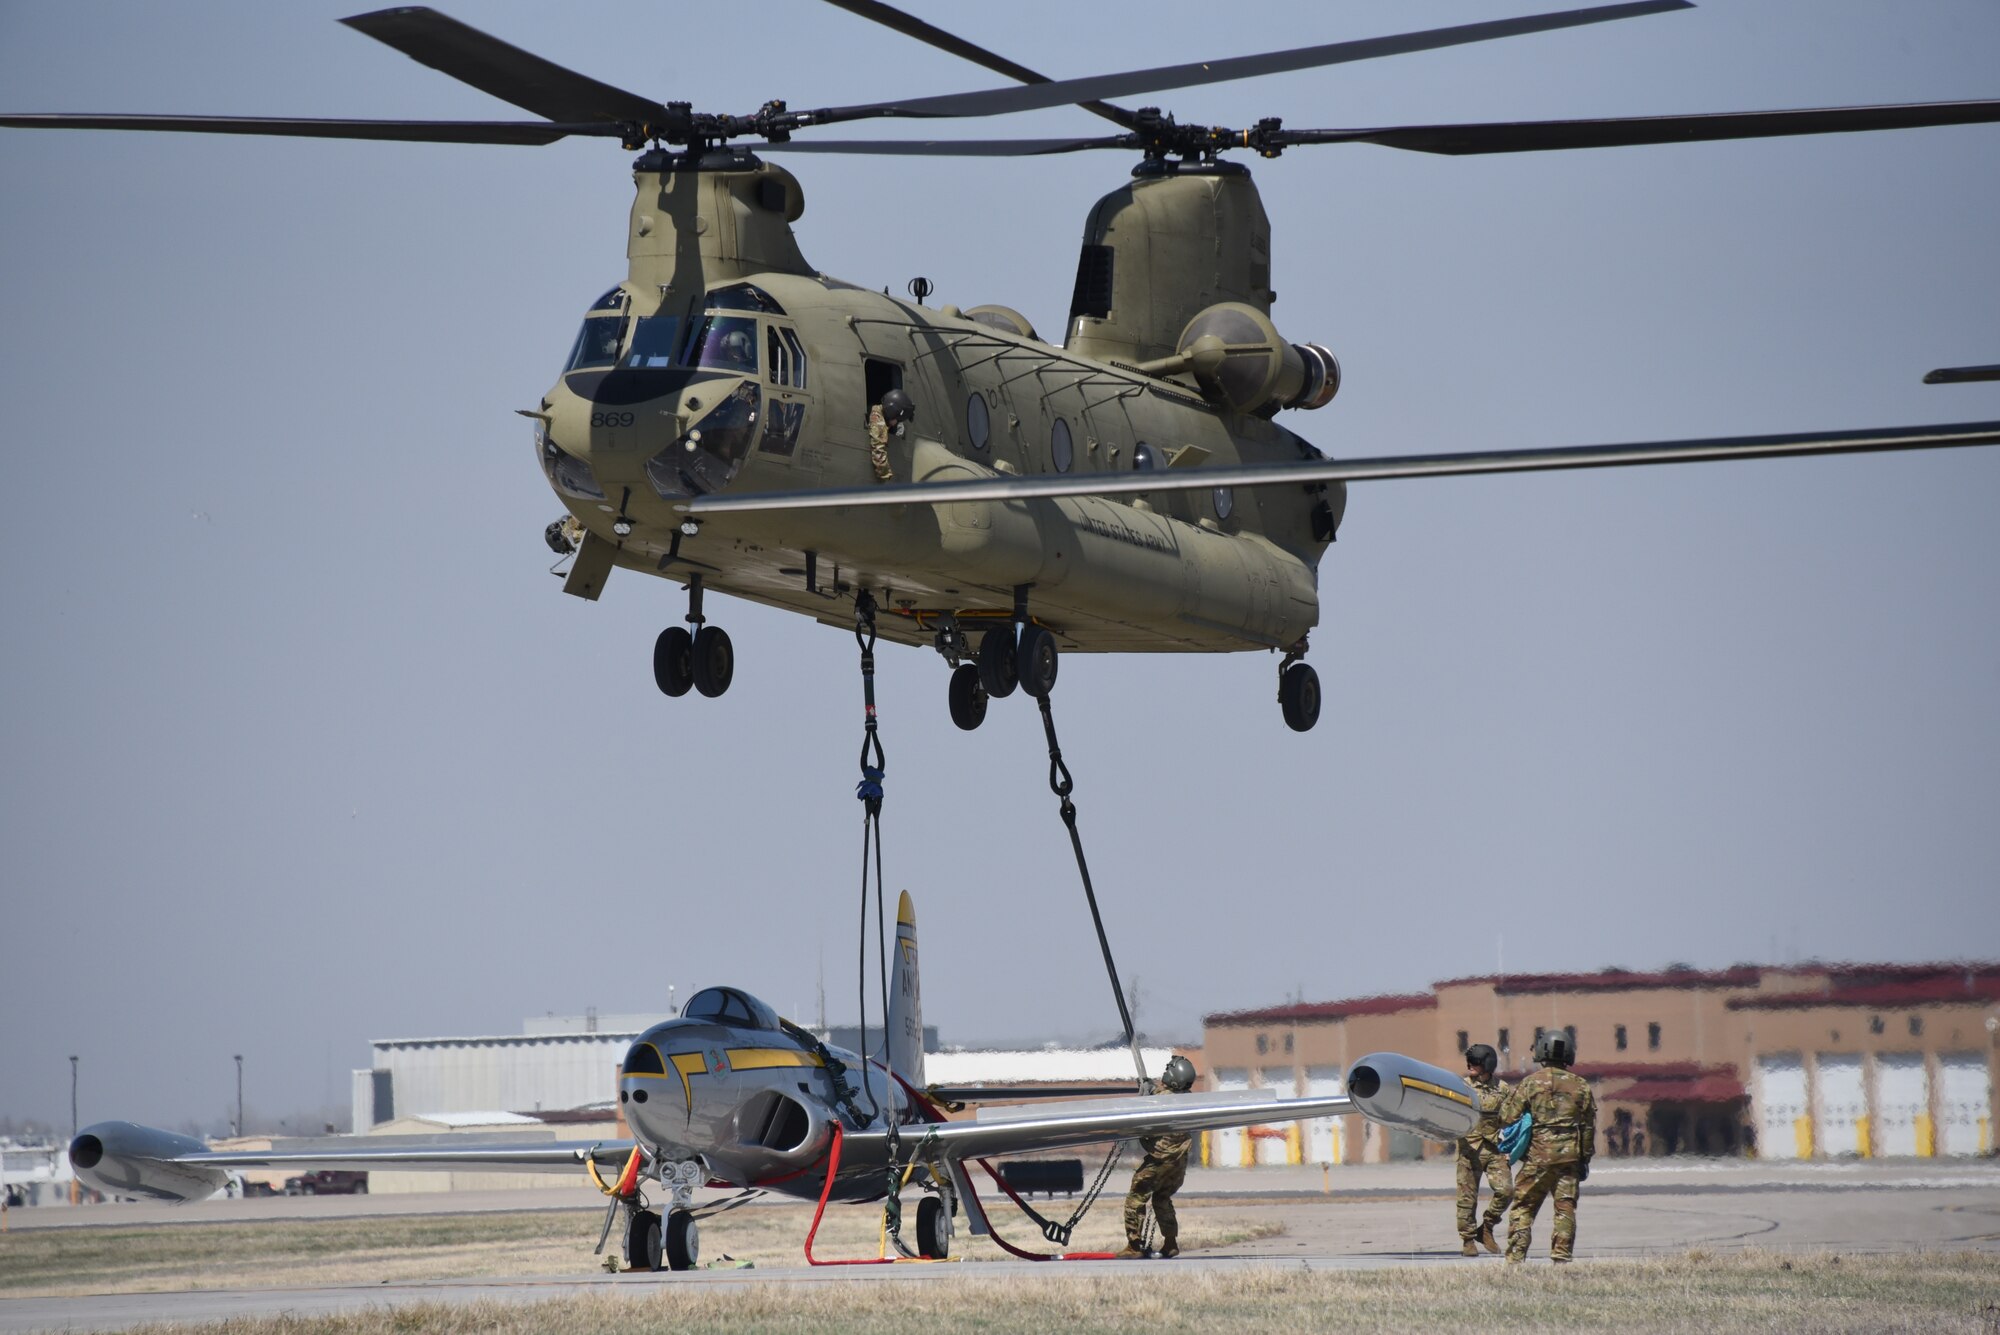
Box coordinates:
[2,1,1996,1134]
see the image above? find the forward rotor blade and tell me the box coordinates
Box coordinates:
[340,7,665,126]
[818,0,1137,129]
[806,0,1690,126]
[0,113,607,145]
[1288,99,2000,155]
[761,135,1128,157]
[678,420,2000,516]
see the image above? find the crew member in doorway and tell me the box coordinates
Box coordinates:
[1120,1054,1197,1258]
[1499,1030,1597,1264]
[866,387,914,482]
[1455,1042,1511,1255]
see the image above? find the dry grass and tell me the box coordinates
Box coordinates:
[0,1200,1280,1298]
[59,1251,2000,1335]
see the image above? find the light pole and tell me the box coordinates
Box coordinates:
[69,1056,78,1141]
[234,1055,244,1138]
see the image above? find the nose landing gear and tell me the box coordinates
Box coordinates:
[653,574,733,699]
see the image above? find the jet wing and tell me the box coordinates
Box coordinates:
[843,1091,1353,1163]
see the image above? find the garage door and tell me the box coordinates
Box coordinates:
[1938,1053,1992,1157]
[1872,1054,1929,1158]
[1303,1066,1344,1165]
[1756,1054,1808,1159]
[1207,1069,1249,1167]
[1814,1054,1865,1157]
[1253,1069,1294,1164]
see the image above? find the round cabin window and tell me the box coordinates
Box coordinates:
[1214,486,1234,521]
[1052,418,1073,473]
[966,392,990,451]
[1132,441,1158,471]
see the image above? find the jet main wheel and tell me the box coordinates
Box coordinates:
[653,628,694,697]
[626,1208,663,1271]
[1016,625,1058,699]
[1279,662,1321,733]
[692,625,734,698]
[916,1194,950,1259]
[976,628,1018,698]
[948,663,988,731]
[664,1208,700,1271]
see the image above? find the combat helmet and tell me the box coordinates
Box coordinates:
[1464,1042,1499,1077]
[1159,1055,1197,1092]
[1532,1030,1575,1067]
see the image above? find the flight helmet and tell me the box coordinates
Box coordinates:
[1532,1031,1575,1067]
[881,387,915,429]
[1160,1055,1197,1092]
[1464,1043,1498,1077]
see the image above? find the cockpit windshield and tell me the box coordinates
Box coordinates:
[565,315,626,371]
[679,986,780,1030]
[684,315,759,374]
[623,314,682,369]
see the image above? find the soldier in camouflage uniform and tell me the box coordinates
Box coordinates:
[1119,1055,1197,1258]
[1455,1042,1511,1254]
[1499,1030,1597,1264]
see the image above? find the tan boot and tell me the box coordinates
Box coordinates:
[1461,1240,1479,1256]
[1115,1245,1147,1260]
[1479,1224,1500,1254]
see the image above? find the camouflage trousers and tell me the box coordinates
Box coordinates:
[1123,1156,1186,1248]
[1455,1144,1512,1240]
[1506,1159,1580,1261]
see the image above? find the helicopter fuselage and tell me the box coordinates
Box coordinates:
[536,149,1342,656]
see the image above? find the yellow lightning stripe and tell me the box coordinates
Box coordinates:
[725,1048,825,1071]
[1401,1075,1475,1107]
[670,1052,708,1115]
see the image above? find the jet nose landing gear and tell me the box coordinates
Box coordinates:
[653,574,733,700]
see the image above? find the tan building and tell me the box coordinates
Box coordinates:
[1199,962,1998,1165]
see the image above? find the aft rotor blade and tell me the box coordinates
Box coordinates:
[806,0,1690,126]
[340,7,667,126]
[678,420,2000,516]
[1287,99,2000,154]
[819,0,1137,129]
[1925,364,2000,385]
[761,135,1128,156]
[0,113,609,145]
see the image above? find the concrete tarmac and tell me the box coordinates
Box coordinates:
[5,1158,1996,1333]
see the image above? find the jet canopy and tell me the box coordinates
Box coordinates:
[679,986,780,1031]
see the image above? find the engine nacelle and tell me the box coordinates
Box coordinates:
[1346,1053,1480,1142]
[70,1121,230,1202]
[1171,302,1340,414]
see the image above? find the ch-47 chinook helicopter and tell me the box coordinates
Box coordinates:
[8,2,2000,733]
[67,894,1477,1269]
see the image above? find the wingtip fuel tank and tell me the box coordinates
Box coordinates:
[1346,1053,1480,1141]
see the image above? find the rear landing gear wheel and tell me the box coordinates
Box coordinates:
[1279,661,1321,733]
[977,627,1018,698]
[916,1194,950,1259]
[626,1208,662,1271]
[948,663,988,731]
[664,1208,700,1271]
[1016,625,1059,699]
[653,627,694,697]
[692,625,734,698]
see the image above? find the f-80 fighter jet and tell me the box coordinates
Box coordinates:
[70,895,1475,1269]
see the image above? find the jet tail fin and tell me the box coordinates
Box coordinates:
[884,890,924,1088]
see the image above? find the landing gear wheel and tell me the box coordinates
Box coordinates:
[692,626,734,698]
[977,627,1018,698]
[1279,661,1321,733]
[653,627,694,697]
[1016,625,1059,699]
[916,1194,950,1259]
[625,1208,663,1271]
[664,1208,700,1271]
[948,663,988,731]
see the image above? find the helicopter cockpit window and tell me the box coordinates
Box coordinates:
[685,315,760,374]
[624,314,682,369]
[704,283,786,315]
[679,986,778,1029]
[565,315,626,372]
[646,381,761,498]
[588,286,625,312]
